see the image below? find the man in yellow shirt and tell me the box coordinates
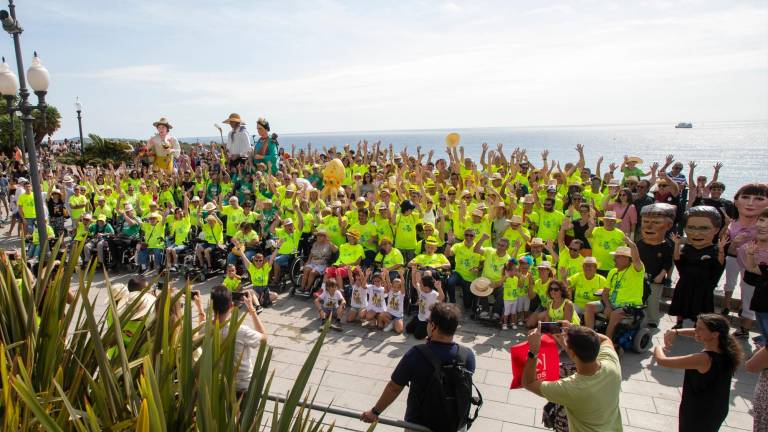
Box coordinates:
[584,237,645,340]
[445,228,483,307]
[586,211,626,276]
[17,181,36,234]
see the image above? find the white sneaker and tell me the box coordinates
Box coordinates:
[512,323,518,330]
[492,312,501,320]
[501,323,508,330]
[383,321,394,332]
[479,311,490,320]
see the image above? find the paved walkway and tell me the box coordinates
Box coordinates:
[81,270,760,432]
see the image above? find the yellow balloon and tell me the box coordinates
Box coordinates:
[445,132,461,148]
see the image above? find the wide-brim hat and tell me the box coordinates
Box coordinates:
[537,260,554,271]
[610,246,633,258]
[222,113,245,125]
[599,210,622,223]
[508,215,523,224]
[583,256,599,266]
[471,208,484,217]
[152,117,173,129]
[124,203,135,212]
[470,277,493,297]
[202,202,217,212]
[626,156,643,165]
[110,283,129,302]
[522,194,535,204]
[530,237,544,247]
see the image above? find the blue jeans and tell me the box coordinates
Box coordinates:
[27,243,41,258]
[446,271,470,306]
[755,311,768,344]
[25,218,36,233]
[139,248,164,267]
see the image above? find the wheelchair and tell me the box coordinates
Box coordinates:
[594,305,652,354]
[182,238,227,282]
[291,247,337,299]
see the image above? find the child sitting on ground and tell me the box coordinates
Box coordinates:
[366,270,388,325]
[405,270,445,339]
[379,271,404,334]
[314,279,345,331]
[347,267,369,324]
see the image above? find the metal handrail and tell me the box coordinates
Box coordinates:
[266,394,432,432]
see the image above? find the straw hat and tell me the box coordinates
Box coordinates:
[190,196,201,202]
[202,202,217,212]
[490,172,503,181]
[626,156,643,165]
[148,212,162,220]
[508,215,523,224]
[63,175,74,183]
[222,113,246,125]
[152,117,173,129]
[461,190,472,198]
[530,237,544,247]
[470,277,493,297]
[346,229,360,240]
[124,203,135,212]
[610,246,633,258]
[537,260,554,271]
[283,218,294,225]
[110,283,129,302]
[600,210,622,223]
[523,194,535,204]
[471,208,484,217]
[583,256,599,266]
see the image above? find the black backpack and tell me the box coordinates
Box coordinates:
[410,344,483,431]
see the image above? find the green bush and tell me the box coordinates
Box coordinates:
[57,134,134,167]
[0,241,365,431]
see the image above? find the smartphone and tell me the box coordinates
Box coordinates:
[540,322,563,334]
[231,291,247,302]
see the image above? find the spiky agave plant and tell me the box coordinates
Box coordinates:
[0,240,376,431]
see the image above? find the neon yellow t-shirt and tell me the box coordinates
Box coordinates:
[451,243,482,282]
[247,262,272,286]
[394,213,420,250]
[568,272,608,309]
[276,228,302,254]
[223,276,241,292]
[481,247,510,282]
[18,193,36,218]
[607,264,645,307]
[411,253,450,268]
[503,276,520,301]
[335,243,365,266]
[589,227,625,271]
[558,253,585,279]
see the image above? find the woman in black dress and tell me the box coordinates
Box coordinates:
[668,206,726,328]
[653,313,743,432]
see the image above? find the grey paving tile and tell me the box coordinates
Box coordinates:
[626,407,678,431]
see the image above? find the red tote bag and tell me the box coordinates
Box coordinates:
[509,334,560,389]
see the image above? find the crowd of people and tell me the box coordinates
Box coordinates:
[1,112,766,431]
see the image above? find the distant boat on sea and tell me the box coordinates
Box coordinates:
[675,122,693,128]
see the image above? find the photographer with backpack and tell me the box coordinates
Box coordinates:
[360,302,482,431]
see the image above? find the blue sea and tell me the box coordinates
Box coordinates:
[182,120,767,194]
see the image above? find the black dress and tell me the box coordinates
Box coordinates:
[668,244,725,321]
[679,351,732,431]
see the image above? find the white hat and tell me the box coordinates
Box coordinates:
[470,277,493,297]
[530,237,544,246]
[583,256,599,266]
[117,292,155,319]
[600,211,622,222]
[610,246,633,258]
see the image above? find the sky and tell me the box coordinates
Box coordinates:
[2,0,766,139]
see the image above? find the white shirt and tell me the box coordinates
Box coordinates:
[319,289,344,310]
[220,325,265,391]
[350,284,369,309]
[227,126,252,157]
[386,289,404,318]
[417,289,440,322]
[367,285,387,313]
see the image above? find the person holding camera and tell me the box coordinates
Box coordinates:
[523,322,622,431]
[211,286,268,396]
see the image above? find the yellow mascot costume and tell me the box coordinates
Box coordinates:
[321,158,345,201]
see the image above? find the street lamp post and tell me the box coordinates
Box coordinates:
[75,97,84,154]
[0,0,51,248]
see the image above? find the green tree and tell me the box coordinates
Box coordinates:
[0,98,61,154]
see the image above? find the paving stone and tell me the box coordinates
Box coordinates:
[626,408,678,430]
[724,410,755,430]
[618,392,656,413]
[621,380,681,401]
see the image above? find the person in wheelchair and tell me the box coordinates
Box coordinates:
[195,213,226,272]
[268,210,304,287]
[111,204,142,269]
[299,229,337,294]
[473,234,517,320]
[584,236,645,340]
[84,214,115,265]
[227,222,260,268]
[164,205,192,273]
[408,236,451,275]
[374,236,405,281]
[325,229,365,290]
[137,212,166,274]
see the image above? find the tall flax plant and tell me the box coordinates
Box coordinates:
[0,240,374,431]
